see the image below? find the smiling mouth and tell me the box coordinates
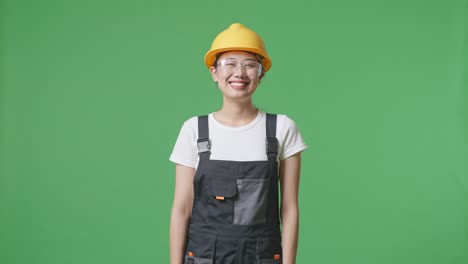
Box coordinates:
[229,81,248,88]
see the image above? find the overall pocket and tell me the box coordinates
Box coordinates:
[256,237,282,263]
[184,235,215,264]
[207,179,238,223]
[234,179,270,225]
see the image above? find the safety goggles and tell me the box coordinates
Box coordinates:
[216,59,263,76]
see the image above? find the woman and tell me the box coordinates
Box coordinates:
[169,23,308,264]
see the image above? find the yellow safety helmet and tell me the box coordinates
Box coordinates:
[204,23,272,73]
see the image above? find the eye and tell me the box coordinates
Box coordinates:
[244,62,257,69]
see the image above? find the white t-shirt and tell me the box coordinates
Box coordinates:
[169,110,308,169]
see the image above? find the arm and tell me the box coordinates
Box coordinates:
[279,152,302,264]
[170,164,196,264]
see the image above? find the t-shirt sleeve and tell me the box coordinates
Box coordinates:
[169,119,198,168]
[278,115,308,160]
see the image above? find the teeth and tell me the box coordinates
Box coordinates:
[231,82,246,87]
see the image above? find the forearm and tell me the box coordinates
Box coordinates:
[281,204,299,264]
[170,207,191,264]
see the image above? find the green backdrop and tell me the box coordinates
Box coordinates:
[1,0,467,263]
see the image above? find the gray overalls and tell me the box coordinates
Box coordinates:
[184,113,282,264]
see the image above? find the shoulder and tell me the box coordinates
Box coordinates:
[183,115,199,128]
[265,112,301,138]
[274,113,299,131]
[177,113,214,137]
[175,115,200,138]
[270,113,308,159]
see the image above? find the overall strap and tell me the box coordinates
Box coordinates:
[197,115,211,160]
[266,113,278,161]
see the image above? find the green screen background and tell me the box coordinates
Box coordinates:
[1,0,467,263]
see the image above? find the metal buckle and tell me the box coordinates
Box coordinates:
[266,137,278,154]
[197,138,210,154]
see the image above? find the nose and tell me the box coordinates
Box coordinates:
[233,63,246,77]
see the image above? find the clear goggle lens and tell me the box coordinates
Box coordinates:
[216,59,263,76]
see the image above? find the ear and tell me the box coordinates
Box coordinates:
[210,67,218,82]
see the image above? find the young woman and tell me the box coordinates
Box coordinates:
[169,23,308,264]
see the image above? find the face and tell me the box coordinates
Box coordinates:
[210,51,264,101]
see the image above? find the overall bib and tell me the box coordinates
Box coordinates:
[184,113,282,264]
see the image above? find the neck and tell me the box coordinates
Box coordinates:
[214,99,259,127]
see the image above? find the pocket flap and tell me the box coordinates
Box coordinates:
[208,180,237,198]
